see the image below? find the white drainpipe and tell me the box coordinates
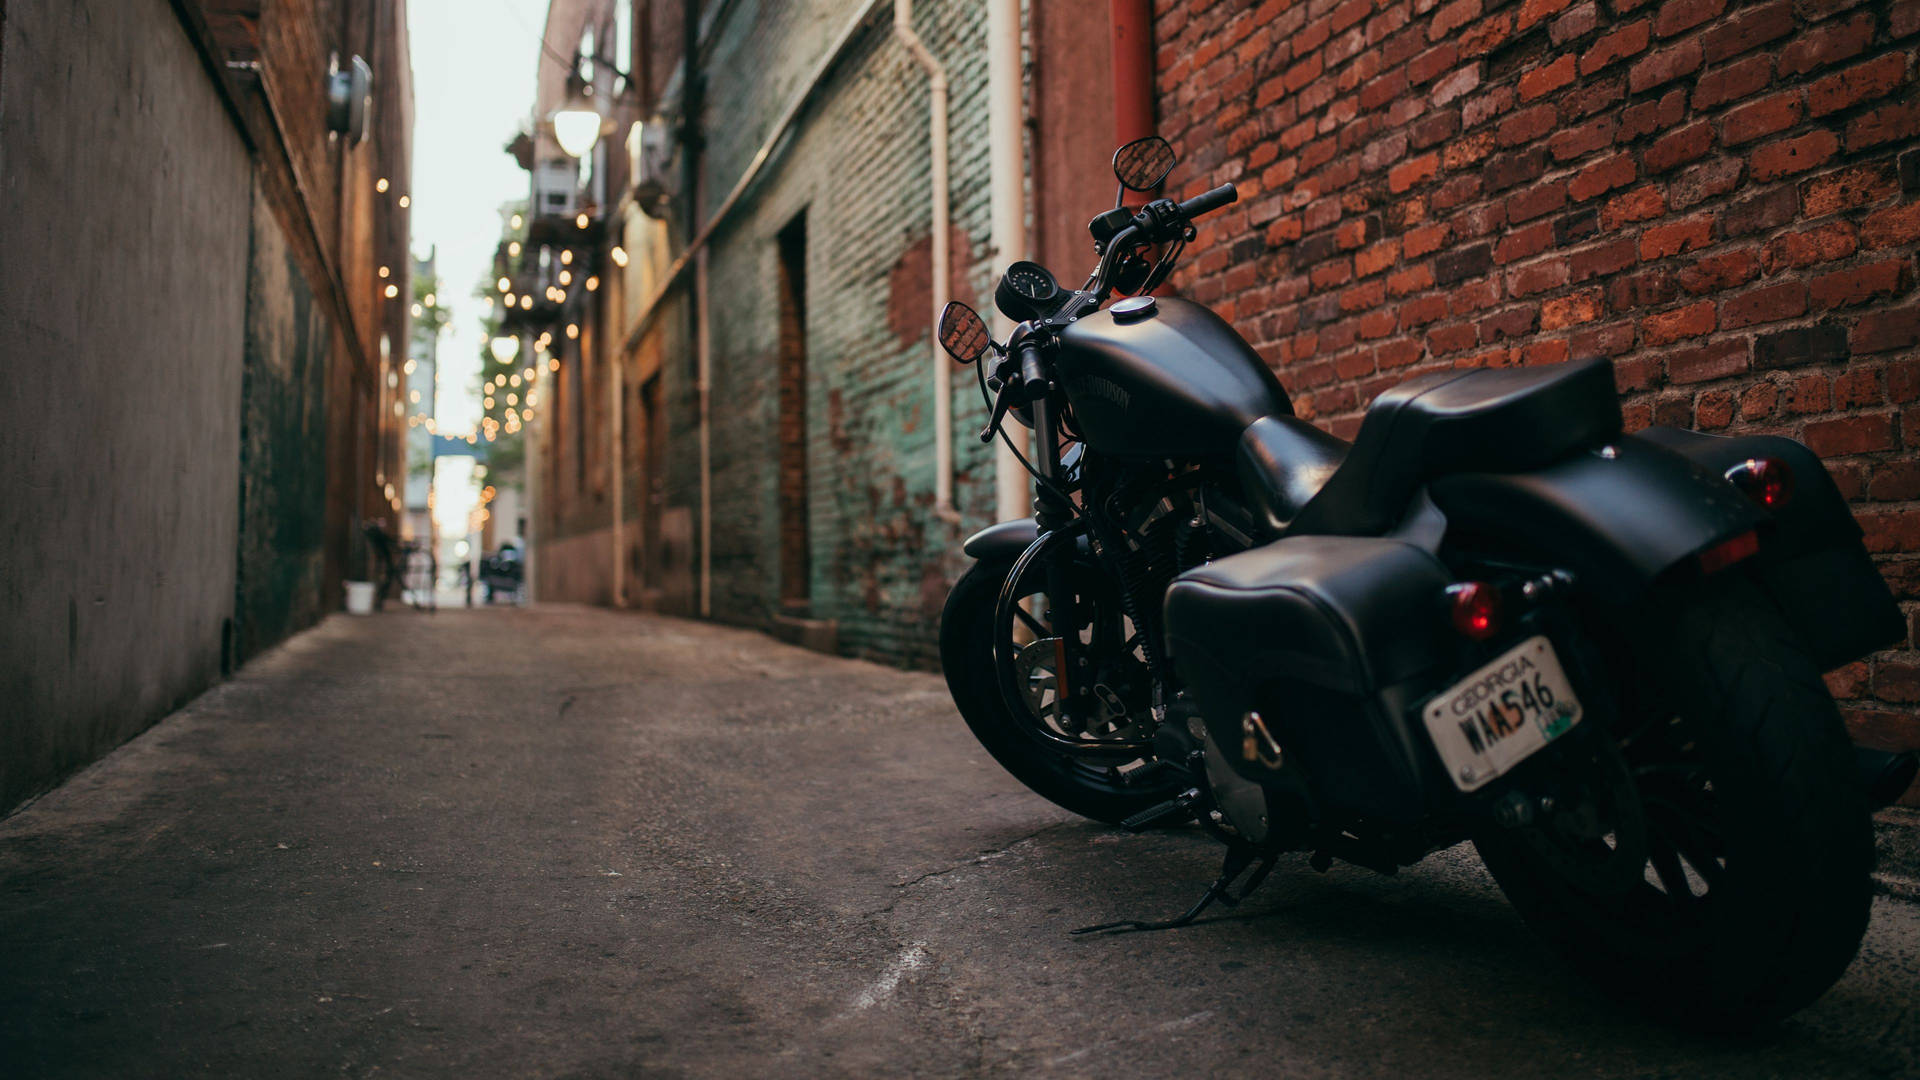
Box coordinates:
[893,0,958,522]
[988,0,1029,526]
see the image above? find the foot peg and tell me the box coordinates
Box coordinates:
[1120,788,1200,832]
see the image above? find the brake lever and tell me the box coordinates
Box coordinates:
[979,381,1017,443]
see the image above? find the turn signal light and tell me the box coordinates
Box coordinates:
[1698,530,1761,575]
[1725,457,1794,509]
[1447,582,1502,641]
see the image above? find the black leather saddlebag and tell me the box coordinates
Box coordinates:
[1637,427,1903,671]
[1163,535,1454,824]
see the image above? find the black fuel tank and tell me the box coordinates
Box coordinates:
[1056,298,1292,460]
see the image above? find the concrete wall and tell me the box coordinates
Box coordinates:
[0,0,251,806]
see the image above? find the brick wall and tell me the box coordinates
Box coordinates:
[1154,0,1920,792]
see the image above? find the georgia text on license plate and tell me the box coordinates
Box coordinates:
[1423,635,1583,793]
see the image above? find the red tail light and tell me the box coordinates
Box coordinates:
[1725,457,1794,509]
[1447,582,1502,641]
[1698,530,1761,575]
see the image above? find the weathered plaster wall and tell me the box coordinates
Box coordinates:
[0,0,251,806]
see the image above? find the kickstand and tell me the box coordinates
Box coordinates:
[1072,844,1275,935]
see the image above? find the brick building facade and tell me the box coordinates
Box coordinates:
[1153,0,1919,797]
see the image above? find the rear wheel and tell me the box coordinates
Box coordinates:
[939,555,1181,825]
[1475,577,1872,1029]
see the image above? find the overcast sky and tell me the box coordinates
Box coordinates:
[407,0,550,435]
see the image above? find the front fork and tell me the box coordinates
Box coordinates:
[1029,395,1091,731]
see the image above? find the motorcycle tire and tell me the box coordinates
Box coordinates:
[939,556,1183,826]
[1475,576,1873,1030]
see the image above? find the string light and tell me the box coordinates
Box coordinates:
[585,276,599,291]
[504,292,516,306]
[398,195,411,208]
[548,357,560,372]
[378,265,390,279]
[560,250,574,266]
[508,241,522,257]
[511,213,524,229]
[519,295,532,310]
[497,277,511,292]
[609,246,629,268]
[575,212,589,229]
[384,283,398,298]
[411,303,423,317]
[566,324,580,339]
[424,292,436,306]
[521,408,534,421]
[376,177,389,193]
[559,270,572,286]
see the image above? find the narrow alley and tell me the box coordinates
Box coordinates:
[2,608,1916,1078]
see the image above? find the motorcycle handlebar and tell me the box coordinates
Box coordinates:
[1018,341,1047,393]
[1176,183,1238,221]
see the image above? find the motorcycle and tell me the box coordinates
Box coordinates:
[936,135,1917,1029]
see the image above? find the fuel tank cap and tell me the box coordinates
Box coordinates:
[1111,295,1157,322]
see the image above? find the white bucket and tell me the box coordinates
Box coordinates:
[344,580,377,615]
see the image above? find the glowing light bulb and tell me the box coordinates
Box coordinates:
[609,246,629,268]
[378,265,390,279]
[376,177,389,193]
[561,250,574,266]
[575,212,589,229]
[497,277,511,292]
[586,276,599,291]
[398,195,410,208]
[384,284,398,298]
[566,324,580,340]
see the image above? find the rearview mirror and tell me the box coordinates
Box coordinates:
[1113,136,1175,192]
[938,302,990,364]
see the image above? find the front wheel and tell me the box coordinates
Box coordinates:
[939,555,1182,825]
[1475,578,1873,1030]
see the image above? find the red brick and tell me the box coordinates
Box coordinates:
[1750,130,1840,182]
[1677,248,1761,294]
[1629,39,1703,93]
[1788,373,1833,413]
[1641,300,1716,344]
[1803,163,1900,217]
[1778,12,1874,77]
[1498,104,1558,147]
[1569,153,1637,201]
[1655,0,1725,37]
[1741,379,1780,418]
[1519,0,1574,31]
[1580,20,1652,75]
[1541,289,1605,329]
[1601,185,1667,229]
[1863,202,1920,250]
[1428,322,1480,353]
[1721,92,1804,145]
[1549,115,1618,161]
[1870,459,1920,499]
[1876,663,1920,705]
[1610,267,1680,308]
[1692,54,1775,110]
[1761,222,1860,271]
[1519,54,1579,101]
[1835,366,1885,408]
[1619,87,1688,139]
[1646,122,1714,173]
[1430,0,1483,42]
[1805,413,1899,456]
[1808,54,1910,118]
[1507,180,1569,222]
[1671,157,1745,209]
[1569,237,1639,281]
[1405,224,1449,257]
[1896,0,1920,37]
[1810,259,1912,308]
[1494,221,1554,263]
[1720,281,1809,328]
[1388,154,1441,193]
[1509,260,1571,297]
[1641,216,1716,259]
[1552,1,1601,43]
[1847,100,1920,151]
[1400,294,1451,328]
[1890,356,1920,403]
[1668,338,1750,383]
[1695,387,1736,428]
[1409,43,1459,85]
[1852,305,1920,353]
[1355,238,1402,277]
[1701,0,1794,64]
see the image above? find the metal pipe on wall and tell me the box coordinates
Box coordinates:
[1109,0,1156,144]
[892,0,957,522]
[987,0,1029,527]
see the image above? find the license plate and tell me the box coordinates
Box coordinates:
[1423,636,1583,793]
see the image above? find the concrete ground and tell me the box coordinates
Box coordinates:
[2,606,1916,1079]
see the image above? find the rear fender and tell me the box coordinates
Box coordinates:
[1636,427,1903,669]
[1429,436,1762,602]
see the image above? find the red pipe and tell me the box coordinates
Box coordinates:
[1110,0,1156,142]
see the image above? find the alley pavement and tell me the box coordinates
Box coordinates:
[2,607,1917,1078]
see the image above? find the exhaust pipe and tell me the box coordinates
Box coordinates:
[1856,747,1920,811]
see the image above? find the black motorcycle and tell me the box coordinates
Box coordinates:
[936,135,1917,1029]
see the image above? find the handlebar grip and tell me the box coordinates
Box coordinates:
[1176,183,1238,220]
[1018,342,1046,391]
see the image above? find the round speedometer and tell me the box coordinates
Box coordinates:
[995,260,1062,320]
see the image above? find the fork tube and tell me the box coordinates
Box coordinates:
[1031,397,1084,727]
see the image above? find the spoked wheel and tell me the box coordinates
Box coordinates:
[1475,578,1873,1030]
[939,555,1181,824]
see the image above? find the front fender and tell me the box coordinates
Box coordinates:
[962,518,1038,560]
[1429,436,1762,602]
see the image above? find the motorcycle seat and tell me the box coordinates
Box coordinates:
[1278,357,1622,537]
[1236,415,1352,534]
